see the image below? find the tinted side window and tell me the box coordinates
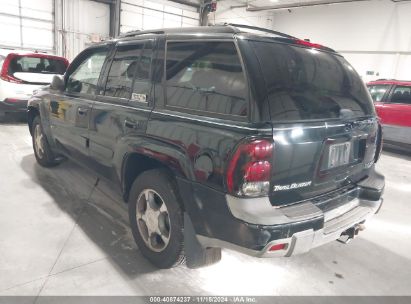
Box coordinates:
[105,43,144,99]
[391,86,411,105]
[166,41,247,117]
[132,41,153,100]
[67,50,107,95]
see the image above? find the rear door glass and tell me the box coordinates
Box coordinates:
[104,43,144,99]
[104,41,153,101]
[390,86,411,104]
[8,55,67,75]
[251,41,374,121]
[133,40,154,100]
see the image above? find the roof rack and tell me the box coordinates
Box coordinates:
[219,23,297,39]
[119,29,165,38]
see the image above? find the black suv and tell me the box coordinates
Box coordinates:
[27,24,385,269]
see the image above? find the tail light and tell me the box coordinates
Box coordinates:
[269,243,287,252]
[0,54,23,83]
[226,139,273,197]
[374,124,383,163]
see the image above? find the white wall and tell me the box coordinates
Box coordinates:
[0,0,54,51]
[1,0,200,61]
[54,0,110,61]
[210,0,275,28]
[214,0,411,82]
[120,0,199,34]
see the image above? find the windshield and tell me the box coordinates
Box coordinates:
[251,41,374,121]
[8,55,67,75]
[367,84,390,102]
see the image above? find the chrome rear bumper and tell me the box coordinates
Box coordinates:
[253,198,382,257]
[198,197,382,258]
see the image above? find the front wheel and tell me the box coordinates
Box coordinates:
[128,169,185,268]
[32,116,60,167]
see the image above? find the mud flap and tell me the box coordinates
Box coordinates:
[184,212,221,269]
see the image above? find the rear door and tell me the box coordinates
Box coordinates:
[48,46,110,165]
[88,40,155,182]
[248,40,379,206]
[378,85,411,145]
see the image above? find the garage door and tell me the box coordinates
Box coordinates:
[0,0,54,51]
[120,0,199,34]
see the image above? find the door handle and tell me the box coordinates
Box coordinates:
[124,119,138,129]
[78,107,88,116]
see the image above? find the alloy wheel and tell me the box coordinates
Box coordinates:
[34,124,45,158]
[136,189,171,252]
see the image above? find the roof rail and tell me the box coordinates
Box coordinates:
[119,29,165,38]
[219,23,297,39]
[374,78,411,82]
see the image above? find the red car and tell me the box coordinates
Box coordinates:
[367,79,411,149]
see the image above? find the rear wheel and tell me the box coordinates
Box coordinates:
[32,116,60,167]
[128,169,185,268]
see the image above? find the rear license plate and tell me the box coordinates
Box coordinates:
[328,142,351,168]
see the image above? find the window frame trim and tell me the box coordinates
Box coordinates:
[97,39,155,107]
[163,38,251,122]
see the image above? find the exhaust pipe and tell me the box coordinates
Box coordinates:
[337,224,363,244]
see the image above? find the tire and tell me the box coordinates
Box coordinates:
[128,169,185,268]
[32,116,60,167]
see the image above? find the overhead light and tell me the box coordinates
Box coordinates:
[270,0,279,2]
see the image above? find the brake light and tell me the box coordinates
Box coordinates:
[226,139,273,197]
[0,54,23,83]
[4,98,24,103]
[295,39,324,49]
[0,74,23,83]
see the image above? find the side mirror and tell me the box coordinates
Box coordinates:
[50,75,65,91]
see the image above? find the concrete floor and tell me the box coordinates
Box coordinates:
[0,121,410,296]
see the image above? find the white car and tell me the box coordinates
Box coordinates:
[0,49,68,118]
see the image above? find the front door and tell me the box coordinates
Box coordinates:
[48,47,110,165]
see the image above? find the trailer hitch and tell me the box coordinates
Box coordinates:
[337,224,365,244]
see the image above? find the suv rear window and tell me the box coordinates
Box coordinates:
[252,41,374,121]
[166,41,248,117]
[8,55,67,75]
